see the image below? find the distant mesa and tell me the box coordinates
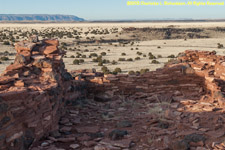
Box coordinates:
[0,14,85,22]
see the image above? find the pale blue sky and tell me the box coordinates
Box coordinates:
[0,0,224,20]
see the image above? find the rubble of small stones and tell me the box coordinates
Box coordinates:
[0,36,225,150]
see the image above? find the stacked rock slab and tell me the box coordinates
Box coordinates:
[71,64,206,104]
[178,50,225,107]
[72,50,225,108]
[0,36,81,150]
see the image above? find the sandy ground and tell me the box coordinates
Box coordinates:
[0,22,225,74]
[1,22,225,28]
[64,38,225,72]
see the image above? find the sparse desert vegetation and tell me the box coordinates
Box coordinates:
[0,22,225,73]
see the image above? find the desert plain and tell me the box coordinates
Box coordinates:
[0,22,225,74]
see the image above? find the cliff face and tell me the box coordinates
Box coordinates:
[0,14,85,21]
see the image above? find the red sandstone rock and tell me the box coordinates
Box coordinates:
[42,68,53,72]
[15,41,36,53]
[14,80,25,87]
[19,50,31,57]
[43,39,59,46]
[6,64,24,71]
[31,51,40,55]
[43,46,59,55]
[31,55,46,60]
[218,99,225,107]
[0,76,15,84]
[0,84,11,91]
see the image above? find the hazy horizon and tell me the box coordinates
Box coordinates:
[0,0,225,20]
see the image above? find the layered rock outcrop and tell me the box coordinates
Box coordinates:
[0,36,82,150]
